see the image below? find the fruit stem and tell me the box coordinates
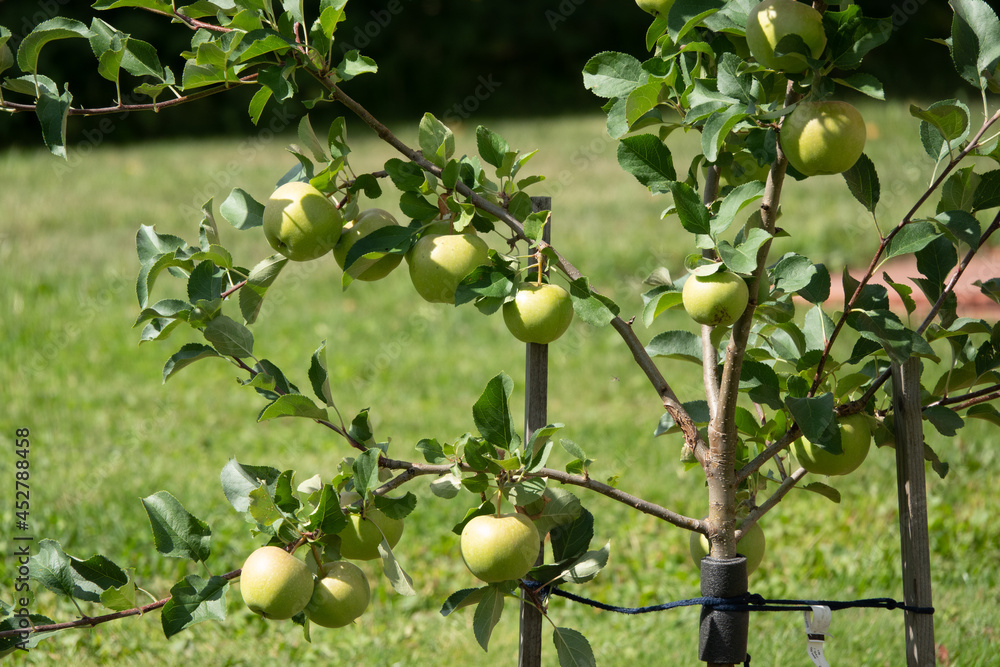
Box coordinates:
[535,251,543,286]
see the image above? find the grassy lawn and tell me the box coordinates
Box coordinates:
[1,101,998,665]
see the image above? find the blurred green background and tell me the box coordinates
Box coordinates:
[2,1,999,665]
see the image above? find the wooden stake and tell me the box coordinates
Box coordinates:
[891,357,936,666]
[518,196,551,667]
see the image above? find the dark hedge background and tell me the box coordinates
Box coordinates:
[0,0,963,146]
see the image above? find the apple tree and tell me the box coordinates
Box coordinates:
[3,1,1000,665]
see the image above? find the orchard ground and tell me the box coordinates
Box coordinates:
[1,102,997,665]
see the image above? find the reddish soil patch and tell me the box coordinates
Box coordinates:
[826,247,1000,321]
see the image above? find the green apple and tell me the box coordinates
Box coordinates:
[682,270,750,327]
[502,283,574,344]
[791,413,872,476]
[406,232,489,303]
[333,208,404,281]
[460,513,541,583]
[305,560,371,628]
[240,546,315,620]
[689,520,766,576]
[721,150,770,186]
[262,181,344,262]
[780,100,867,176]
[635,0,675,17]
[746,0,827,73]
[338,509,405,561]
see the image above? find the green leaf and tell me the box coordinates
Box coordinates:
[473,372,518,451]
[160,575,228,638]
[617,135,676,192]
[221,188,265,230]
[848,309,938,365]
[567,276,619,326]
[336,49,378,80]
[440,587,487,616]
[344,225,416,273]
[951,0,1000,89]
[884,221,941,261]
[187,261,224,304]
[17,18,91,74]
[972,170,1000,211]
[801,482,842,504]
[935,210,982,248]
[912,100,971,160]
[832,72,885,100]
[641,284,683,327]
[923,405,965,436]
[100,576,138,612]
[240,254,288,324]
[30,540,128,603]
[785,393,835,444]
[702,106,747,163]
[220,459,281,515]
[717,227,771,275]
[551,508,594,563]
[141,491,212,562]
[712,181,765,236]
[507,477,547,505]
[582,51,644,99]
[351,448,382,498]
[553,627,596,667]
[430,473,462,498]
[843,153,880,213]
[162,343,222,383]
[473,585,506,651]
[258,394,329,422]
[237,28,293,62]
[665,0,725,42]
[476,125,510,169]
[384,158,426,192]
[203,315,254,358]
[35,85,73,159]
[533,488,582,536]
[308,340,334,407]
[377,539,417,596]
[664,181,710,235]
[418,112,455,168]
[646,329,704,365]
[823,6,892,70]
[247,85,272,123]
[416,438,448,464]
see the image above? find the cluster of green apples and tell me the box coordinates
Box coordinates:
[239,494,404,628]
[263,181,405,280]
[239,546,371,628]
[744,0,867,176]
[263,181,575,345]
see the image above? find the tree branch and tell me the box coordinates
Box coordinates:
[378,457,701,530]
[0,75,258,117]
[323,80,709,464]
[808,108,1000,396]
[0,570,242,641]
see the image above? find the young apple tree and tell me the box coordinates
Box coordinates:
[2,1,1000,665]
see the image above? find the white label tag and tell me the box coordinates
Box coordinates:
[804,605,832,667]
